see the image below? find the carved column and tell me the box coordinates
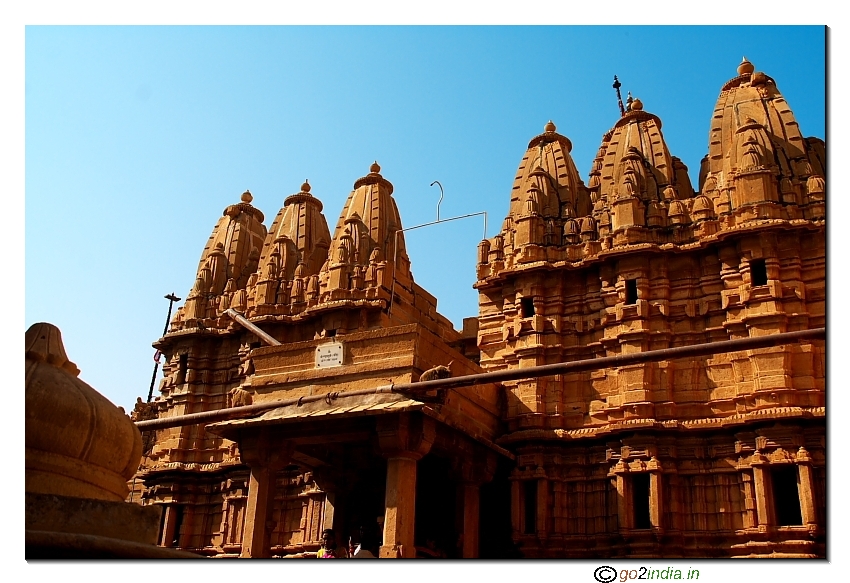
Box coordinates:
[648,457,664,531]
[453,451,497,558]
[612,461,631,530]
[383,454,418,558]
[238,432,293,558]
[751,455,771,530]
[536,467,548,539]
[160,504,180,547]
[314,468,341,533]
[377,414,435,558]
[740,470,757,529]
[459,482,480,557]
[796,449,817,528]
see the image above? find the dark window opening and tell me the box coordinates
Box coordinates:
[520,297,535,318]
[632,473,652,529]
[171,504,184,547]
[772,465,803,526]
[176,354,188,385]
[625,279,638,305]
[326,329,337,338]
[750,259,768,286]
[523,480,537,534]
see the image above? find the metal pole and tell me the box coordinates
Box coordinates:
[135,327,824,431]
[431,180,444,222]
[224,309,281,346]
[147,293,181,403]
[613,75,626,117]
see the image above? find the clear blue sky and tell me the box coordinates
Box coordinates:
[25,25,825,412]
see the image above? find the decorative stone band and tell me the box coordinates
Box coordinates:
[527,130,573,152]
[223,202,264,222]
[26,447,137,502]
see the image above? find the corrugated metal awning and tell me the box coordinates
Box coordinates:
[205,394,424,436]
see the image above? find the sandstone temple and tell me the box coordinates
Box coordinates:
[128,59,826,558]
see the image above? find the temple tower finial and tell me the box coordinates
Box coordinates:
[613,75,625,117]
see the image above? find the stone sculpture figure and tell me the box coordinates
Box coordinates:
[228,387,253,408]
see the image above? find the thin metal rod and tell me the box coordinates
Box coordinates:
[146,364,160,404]
[135,327,824,431]
[431,180,444,222]
[147,293,181,402]
[163,293,180,336]
[388,211,487,318]
[224,309,281,346]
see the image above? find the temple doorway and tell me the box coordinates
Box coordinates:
[324,444,386,555]
[415,453,459,558]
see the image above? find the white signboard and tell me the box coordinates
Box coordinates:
[315,342,344,368]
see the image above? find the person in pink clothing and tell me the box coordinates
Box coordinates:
[317,529,348,558]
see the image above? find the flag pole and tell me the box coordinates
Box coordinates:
[147,293,181,402]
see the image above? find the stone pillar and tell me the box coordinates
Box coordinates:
[460,482,480,558]
[796,449,817,528]
[648,457,664,531]
[650,471,664,529]
[160,504,180,547]
[751,457,771,530]
[612,461,630,529]
[740,470,757,529]
[536,470,548,539]
[322,491,337,532]
[238,433,293,558]
[241,465,277,558]
[382,454,419,558]
[454,451,496,558]
[314,468,340,534]
[377,414,435,558]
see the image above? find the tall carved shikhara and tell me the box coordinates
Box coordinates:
[134,59,825,558]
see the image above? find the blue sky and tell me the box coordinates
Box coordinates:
[25,25,825,413]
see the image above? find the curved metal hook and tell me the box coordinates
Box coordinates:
[430,181,444,222]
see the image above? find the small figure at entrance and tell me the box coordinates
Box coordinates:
[317,528,348,558]
[350,526,377,558]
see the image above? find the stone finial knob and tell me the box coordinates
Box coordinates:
[302,179,311,193]
[241,190,253,203]
[370,161,381,174]
[25,322,80,376]
[545,120,556,133]
[738,57,754,75]
[631,98,643,111]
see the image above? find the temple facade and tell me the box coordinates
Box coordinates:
[132,59,825,558]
